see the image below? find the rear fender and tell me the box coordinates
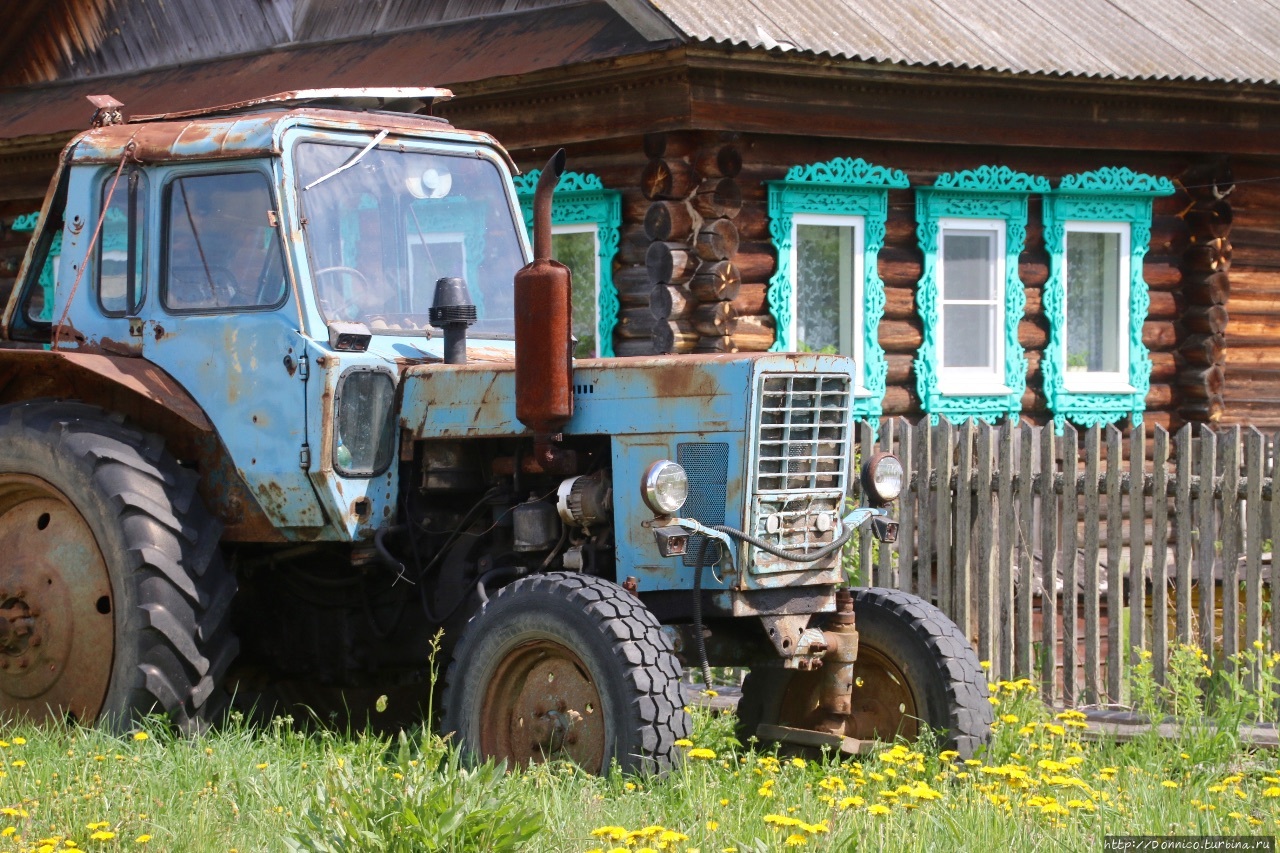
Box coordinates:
[0,349,283,541]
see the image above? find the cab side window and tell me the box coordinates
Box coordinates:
[98,169,147,316]
[163,171,286,313]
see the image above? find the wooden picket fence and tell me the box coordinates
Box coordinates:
[848,418,1280,708]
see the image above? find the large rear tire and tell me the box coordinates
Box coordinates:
[441,572,689,775]
[737,587,991,758]
[0,401,237,732]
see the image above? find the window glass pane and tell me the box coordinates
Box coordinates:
[795,223,853,353]
[942,232,994,301]
[552,229,598,358]
[165,172,286,312]
[99,173,145,316]
[1066,230,1122,373]
[943,304,993,368]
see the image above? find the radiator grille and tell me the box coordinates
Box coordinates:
[749,372,851,572]
[755,374,851,494]
[678,442,728,567]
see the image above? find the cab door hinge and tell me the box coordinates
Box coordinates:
[299,442,312,470]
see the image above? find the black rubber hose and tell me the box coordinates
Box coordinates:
[712,521,857,563]
[692,534,716,688]
[475,566,522,607]
[687,518,862,688]
[374,523,410,579]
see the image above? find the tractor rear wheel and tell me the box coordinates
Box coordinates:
[0,401,237,732]
[737,587,991,758]
[441,572,689,774]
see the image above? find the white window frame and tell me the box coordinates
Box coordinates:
[790,212,867,393]
[407,231,466,313]
[551,221,602,357]
[936,218,1009,395]
[1062,221,1133,394]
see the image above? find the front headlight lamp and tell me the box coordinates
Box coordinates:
[641,460,688,516]
[861,452,904,505]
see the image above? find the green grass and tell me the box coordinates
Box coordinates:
[0,654,1278,853]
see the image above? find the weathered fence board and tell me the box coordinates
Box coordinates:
[854,416,1280,707]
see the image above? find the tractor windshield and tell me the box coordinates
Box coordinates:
[294,139,525,338]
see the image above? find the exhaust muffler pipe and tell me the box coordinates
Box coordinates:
[514,150,577,474]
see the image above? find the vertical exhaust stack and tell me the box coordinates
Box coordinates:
[515,150,576,474]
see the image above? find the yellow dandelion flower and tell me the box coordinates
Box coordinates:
[939,750,960,762]
[65,841,78,849]
[763,814,800,827]
[1000,714,1019,724]
[135,836,152,844]
[0,827,13,838]
[132,732,149,742]
[1162,780,1179,789]
[701,689,719,697]
[689,748,717,760]
[784,834,807,847]
[706,820,719,832]
[90,832,115,841]
[1228,812,1244,820]
[800,821,828,834]
[790,757,806,769]
[866,804,891,816]
[255,762,268,770]
[590,826,629,841]
[11,738,25,745]
[10,760,24,767]
[86,823,110,831]
[1262,787,1280,798]
[980,660,992,670]
[719,798,729,807]
[839,796,864,809]
[673,739,694,749]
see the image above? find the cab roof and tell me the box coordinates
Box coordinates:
[64,88,512,169]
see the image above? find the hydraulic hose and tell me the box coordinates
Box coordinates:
[692,535,716,688]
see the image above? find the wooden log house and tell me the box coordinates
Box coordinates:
[1,0,1279,432]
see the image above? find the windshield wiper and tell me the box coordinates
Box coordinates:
[303,130,389,191]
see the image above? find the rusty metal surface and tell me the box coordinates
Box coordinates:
[479,638,606,770]
[755,645,919,745]
[129,88,455,122]
[515,151,573,449]
[0,3,657,141]
[0,474,113,724]
[64,107,509,170]
[0,349,211,431]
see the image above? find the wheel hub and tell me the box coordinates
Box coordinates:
[0,476,114,722]
[481,640,606,770]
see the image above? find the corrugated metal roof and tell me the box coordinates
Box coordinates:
[0,3,657,140]
[646,0,1280,83]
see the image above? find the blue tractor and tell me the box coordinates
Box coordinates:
[0,90,989,771]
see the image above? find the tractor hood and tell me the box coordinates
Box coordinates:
[398,352,855,440]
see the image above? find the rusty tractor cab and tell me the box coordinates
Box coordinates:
[0,90,990,771]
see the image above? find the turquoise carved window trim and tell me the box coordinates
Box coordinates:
[514,170,621,357]
[1043,167,1175,432]
[766,157,908,422]
[12,211,59,323]
[915,166,1049,424]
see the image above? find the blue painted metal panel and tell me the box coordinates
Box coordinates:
[399,355,756,440]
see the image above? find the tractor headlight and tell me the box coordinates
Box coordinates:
[334,368,397,477]
[861,452,904,505]
[642,460,688,516]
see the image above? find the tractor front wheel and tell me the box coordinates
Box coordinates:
[441,572,689,774]
[737,587,991,758]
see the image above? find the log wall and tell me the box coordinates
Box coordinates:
[1216,155,1280,428]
